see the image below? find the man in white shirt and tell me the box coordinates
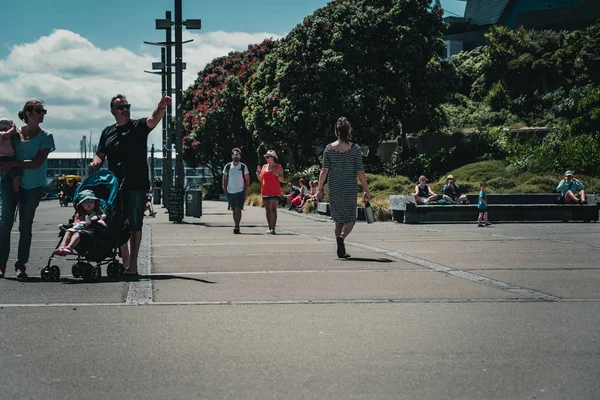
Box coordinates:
[222,148,250,234]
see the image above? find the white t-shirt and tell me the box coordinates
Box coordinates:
[223,162,248,194]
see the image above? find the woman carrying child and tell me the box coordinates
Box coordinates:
[54,189,106,256]
[0,100,55,280]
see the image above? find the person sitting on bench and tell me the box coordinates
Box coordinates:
[556,171,586,204]
[442,175,469,204]
[413,175,438,205]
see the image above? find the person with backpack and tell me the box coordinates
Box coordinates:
[222,148,250,234]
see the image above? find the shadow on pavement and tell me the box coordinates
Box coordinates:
[3,275,217,284]
[341,257,395,263]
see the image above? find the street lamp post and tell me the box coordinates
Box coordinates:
[151,0,201,222]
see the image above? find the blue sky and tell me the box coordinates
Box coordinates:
[0,0,466,151]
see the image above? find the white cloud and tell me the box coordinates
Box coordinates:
[0,29,280,151]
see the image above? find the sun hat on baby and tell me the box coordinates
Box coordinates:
[77,189,99,206]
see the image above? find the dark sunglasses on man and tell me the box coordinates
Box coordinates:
[113,104,131,111]
[32,108,47,115]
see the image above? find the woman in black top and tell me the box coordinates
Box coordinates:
[412,175,438,205]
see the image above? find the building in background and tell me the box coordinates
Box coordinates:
[442,0,600,58]
[47,152,213,188]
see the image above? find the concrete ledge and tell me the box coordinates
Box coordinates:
[316,202,366,221]
[390,194,600,224]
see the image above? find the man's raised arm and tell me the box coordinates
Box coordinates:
[146,92,172,130]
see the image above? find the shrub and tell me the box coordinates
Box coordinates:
[446,160,509,183]
[201,181,221,200]
[486,177,516,191]
[370,197,392,221]
[246,194,263,207]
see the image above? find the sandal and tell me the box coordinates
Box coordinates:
[0,269,5,278]
[16,269,28,280]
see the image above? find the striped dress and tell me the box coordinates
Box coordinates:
[323,142,364,223]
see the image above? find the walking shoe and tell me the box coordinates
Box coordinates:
[233,228,240,234]
[16,269,28,280]
[270,229,276,235]
[266,229,272,234]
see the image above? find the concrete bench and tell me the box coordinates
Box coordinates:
[317,202,366,221]
[389,194,599,224]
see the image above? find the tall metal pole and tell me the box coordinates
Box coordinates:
[150,143,155,183]
[165,10,174,207]
[174,0,185,189]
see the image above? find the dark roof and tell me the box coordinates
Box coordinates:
[464,0,510,26]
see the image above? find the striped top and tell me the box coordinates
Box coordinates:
[323,142,364,223]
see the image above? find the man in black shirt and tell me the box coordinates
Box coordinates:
[89,92,171,276]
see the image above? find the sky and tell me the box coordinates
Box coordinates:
[0,0,466,152]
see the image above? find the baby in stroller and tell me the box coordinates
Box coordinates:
[41,170,130,282]
[54,189,106,256]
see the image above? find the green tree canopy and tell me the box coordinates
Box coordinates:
[244,0,454,169]
[182,40,276,179]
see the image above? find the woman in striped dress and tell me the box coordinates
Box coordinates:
[317,117,371,258]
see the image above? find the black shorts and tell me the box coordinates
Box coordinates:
[227,191,245,209]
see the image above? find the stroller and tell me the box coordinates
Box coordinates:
[41,170,130,282]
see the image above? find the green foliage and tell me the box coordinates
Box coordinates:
[244,0,453,169]
[201,181,221,200]
[182,40,276,180]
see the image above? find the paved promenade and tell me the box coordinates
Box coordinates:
[1,199,599,399]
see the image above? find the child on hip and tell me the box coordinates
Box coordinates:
[0,118,23,192]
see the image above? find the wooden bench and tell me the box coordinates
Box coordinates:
[389,194,599,224]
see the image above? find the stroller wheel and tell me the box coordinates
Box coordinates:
[92,266,101,282]
[41,266,51,282]
[81,263,94,283]
[72,263,82,279]
[50,265,61,282]
[107,262,119,278]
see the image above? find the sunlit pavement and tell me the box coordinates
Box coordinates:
[1,199,599,399]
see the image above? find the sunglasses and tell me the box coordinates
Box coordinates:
[232,153,241,156]
[32,108,47,115]
[113,104,131,111]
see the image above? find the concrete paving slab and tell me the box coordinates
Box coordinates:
[477,269,600,299]
[411,250,599,270]
[152,270,516,302]
[0,276,128,304]
[151,252,420,273]
[1,303,599,400]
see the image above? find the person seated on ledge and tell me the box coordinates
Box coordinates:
[556,170,586,204]
[442,175,469,204]
[413,175,438,205]
[285,182,301,207]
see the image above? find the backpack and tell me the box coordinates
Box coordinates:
[225,162,247,187]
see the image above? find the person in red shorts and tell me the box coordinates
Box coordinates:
[256,150,284,234]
